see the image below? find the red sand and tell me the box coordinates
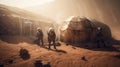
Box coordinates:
[0,33,120,67]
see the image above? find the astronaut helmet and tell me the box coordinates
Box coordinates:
[97,27,102,30]
[37,27,42,31]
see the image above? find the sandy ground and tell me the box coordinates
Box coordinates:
[0,34,120,67]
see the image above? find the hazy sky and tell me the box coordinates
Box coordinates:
[0,0,55,8]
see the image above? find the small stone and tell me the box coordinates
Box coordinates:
[0,64,4,67]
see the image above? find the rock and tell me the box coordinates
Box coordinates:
[19,48,30,60]
[81,56,87,61]
[7,59,13,64]
[0,64,4,67]
[34,60,43,67]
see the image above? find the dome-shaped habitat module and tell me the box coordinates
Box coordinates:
[60,16,112,47]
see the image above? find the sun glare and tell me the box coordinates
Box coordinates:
[0,0,55,8]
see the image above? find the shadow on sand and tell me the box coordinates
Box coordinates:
[114,54,120,59]
[70,38,120,52]
[91,46,120,52]
[36,43,67,54]
[42,46,67,54]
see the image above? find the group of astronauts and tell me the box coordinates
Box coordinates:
[35,27,56,49]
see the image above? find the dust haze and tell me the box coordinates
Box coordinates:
[0,0,120,67]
